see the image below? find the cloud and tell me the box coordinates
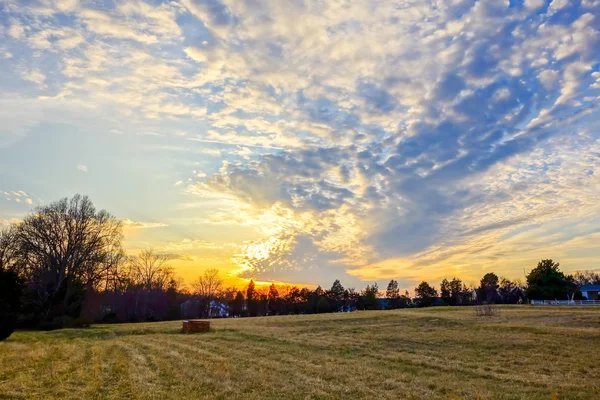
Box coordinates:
[76,164,88,172]
[120,218,168,229]
[158,238,234,251]
[7,20,25,39]
[79,9,157,44]
[20,69,46,86]
[0,218,22,227]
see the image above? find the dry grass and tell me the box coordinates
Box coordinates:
[1,306,600,399]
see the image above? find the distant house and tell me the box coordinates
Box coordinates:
[180,299,229,318]
[209,300,229,318]
[580,284,600,300]
[377,298,390,309]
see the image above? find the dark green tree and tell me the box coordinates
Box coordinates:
[440,279,451,305]
[386,279,401,309]
[328,280,345,311]
[316,296,330,313]
[314,285,324,297]
[0,269,24,341]
[246,280,257,316]
[231,291,245,317]
[414,281,437,307]
[166,279,180,320]
[309,286,325,313]
[479,272,500,303]
[360,283,379,310]
[526,260,571,300]
[345,288,360,311]
[258,293,269,316]
[448,278,467,305]
[267,283,280,315]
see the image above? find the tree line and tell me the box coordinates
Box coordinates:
[1,195,598,341]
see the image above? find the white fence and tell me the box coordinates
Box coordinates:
[531,300,600,306]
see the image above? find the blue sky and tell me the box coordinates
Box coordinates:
[1,0,599,291]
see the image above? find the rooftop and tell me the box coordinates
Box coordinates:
[580,284,600,292]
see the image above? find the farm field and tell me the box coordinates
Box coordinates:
[1,306,599,400]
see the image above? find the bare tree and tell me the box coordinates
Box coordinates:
[194,269,223,317]
[0,226,22,274]
[12,195,123,321]
[129,249,173,291]
[127,249,174,319]
[572,270,600,287]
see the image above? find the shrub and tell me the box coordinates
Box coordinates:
[0,304,18,341]
[474,303,498,317]
[20,278,86,330]
[0,269,24,341]
[64,316,93,328]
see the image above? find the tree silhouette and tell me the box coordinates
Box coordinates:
[0,269,24,340]
[232,291,245,317]
[526,260,571,300]
[246,280,257,316]
[194,269,223,318]
[268,283,280,315]
[479,272,499,303]
[386,279,400,309]
[13,195,123,328]
[328,279,345,311]
[414,281,437,307]
[498,278,525,304]
[360,283,379,310]
[440,279,451,305]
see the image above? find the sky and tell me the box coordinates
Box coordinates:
[0,0,600,292]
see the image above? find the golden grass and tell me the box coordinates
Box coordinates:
[1,306,599,399]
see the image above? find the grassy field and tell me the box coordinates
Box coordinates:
[1,306,599,399]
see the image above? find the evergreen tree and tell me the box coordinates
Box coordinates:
[246,280,257,316]
[448,278,464,305]
[232,291,245,317]
[479,272,499,303]
[329,279,345,311]
[268,283,280,315]
[526,260,572,300]
[360,283,379,310]
[414,281,437,307]
[440,279,451,305]
[385,280,400,309]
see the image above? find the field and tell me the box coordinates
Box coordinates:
[1,306,599,399]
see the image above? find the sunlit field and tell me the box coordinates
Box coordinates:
[1,306,599,399]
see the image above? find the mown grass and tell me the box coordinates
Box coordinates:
[1,306,599,399]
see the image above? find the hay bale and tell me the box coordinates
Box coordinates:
[182,319,210,333]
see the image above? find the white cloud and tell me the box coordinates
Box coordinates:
[20,69,46,85]
[7,20,25,39]
[524,0,546,11]
[547,0,570,15]
[76,164,88,172]
[120,218,168,229]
